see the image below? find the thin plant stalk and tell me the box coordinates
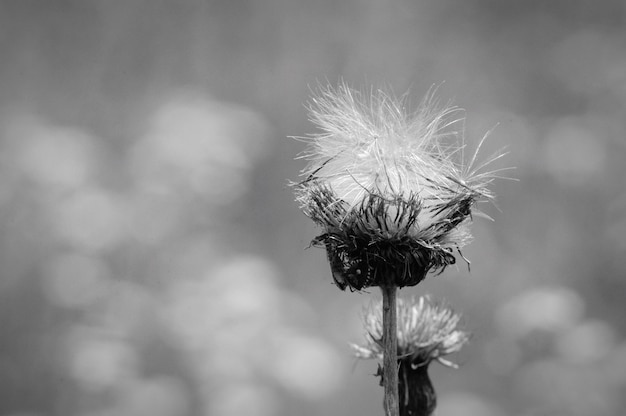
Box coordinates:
[381,284,399,416]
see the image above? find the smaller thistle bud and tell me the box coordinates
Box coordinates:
[293,83,498,291]
[352,296,469,416]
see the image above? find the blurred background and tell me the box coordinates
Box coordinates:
[1,1,626,415]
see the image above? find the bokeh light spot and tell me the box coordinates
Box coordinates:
[130,94,270,205]
[496,287,585,338]
[41,252,109,309]
[555,320,617,364]
[65,329,139,391]
[271,331,344,400]
[49,188,128,252]
[10,116,97,189]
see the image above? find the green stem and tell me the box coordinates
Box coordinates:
[381,284,399,416]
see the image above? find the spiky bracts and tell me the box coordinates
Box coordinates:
[294,83,495,290]
[352,297,469,416]
[299,184,465,289]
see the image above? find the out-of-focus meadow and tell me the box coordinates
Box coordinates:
[1,1,626,415]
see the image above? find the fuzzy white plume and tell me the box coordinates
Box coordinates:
[301,84,478,205]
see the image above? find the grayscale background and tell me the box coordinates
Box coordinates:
[1,1,625,415]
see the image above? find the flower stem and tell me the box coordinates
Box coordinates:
[381,284,399,416]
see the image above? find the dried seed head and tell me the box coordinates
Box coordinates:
[294,83,500,290]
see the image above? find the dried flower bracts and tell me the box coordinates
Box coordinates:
[352,297,469,416]
[294,83,496,290]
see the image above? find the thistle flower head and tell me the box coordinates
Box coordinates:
[351,296,469,366]
[294,83,500,290]
[352,296,469,416]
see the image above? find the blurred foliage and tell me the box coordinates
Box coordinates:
[1,1,626,415]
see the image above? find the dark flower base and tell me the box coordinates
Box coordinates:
[317,233,455,290]
[398,361,437,416]
[376,360,436,416]
[300,183,465,290]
